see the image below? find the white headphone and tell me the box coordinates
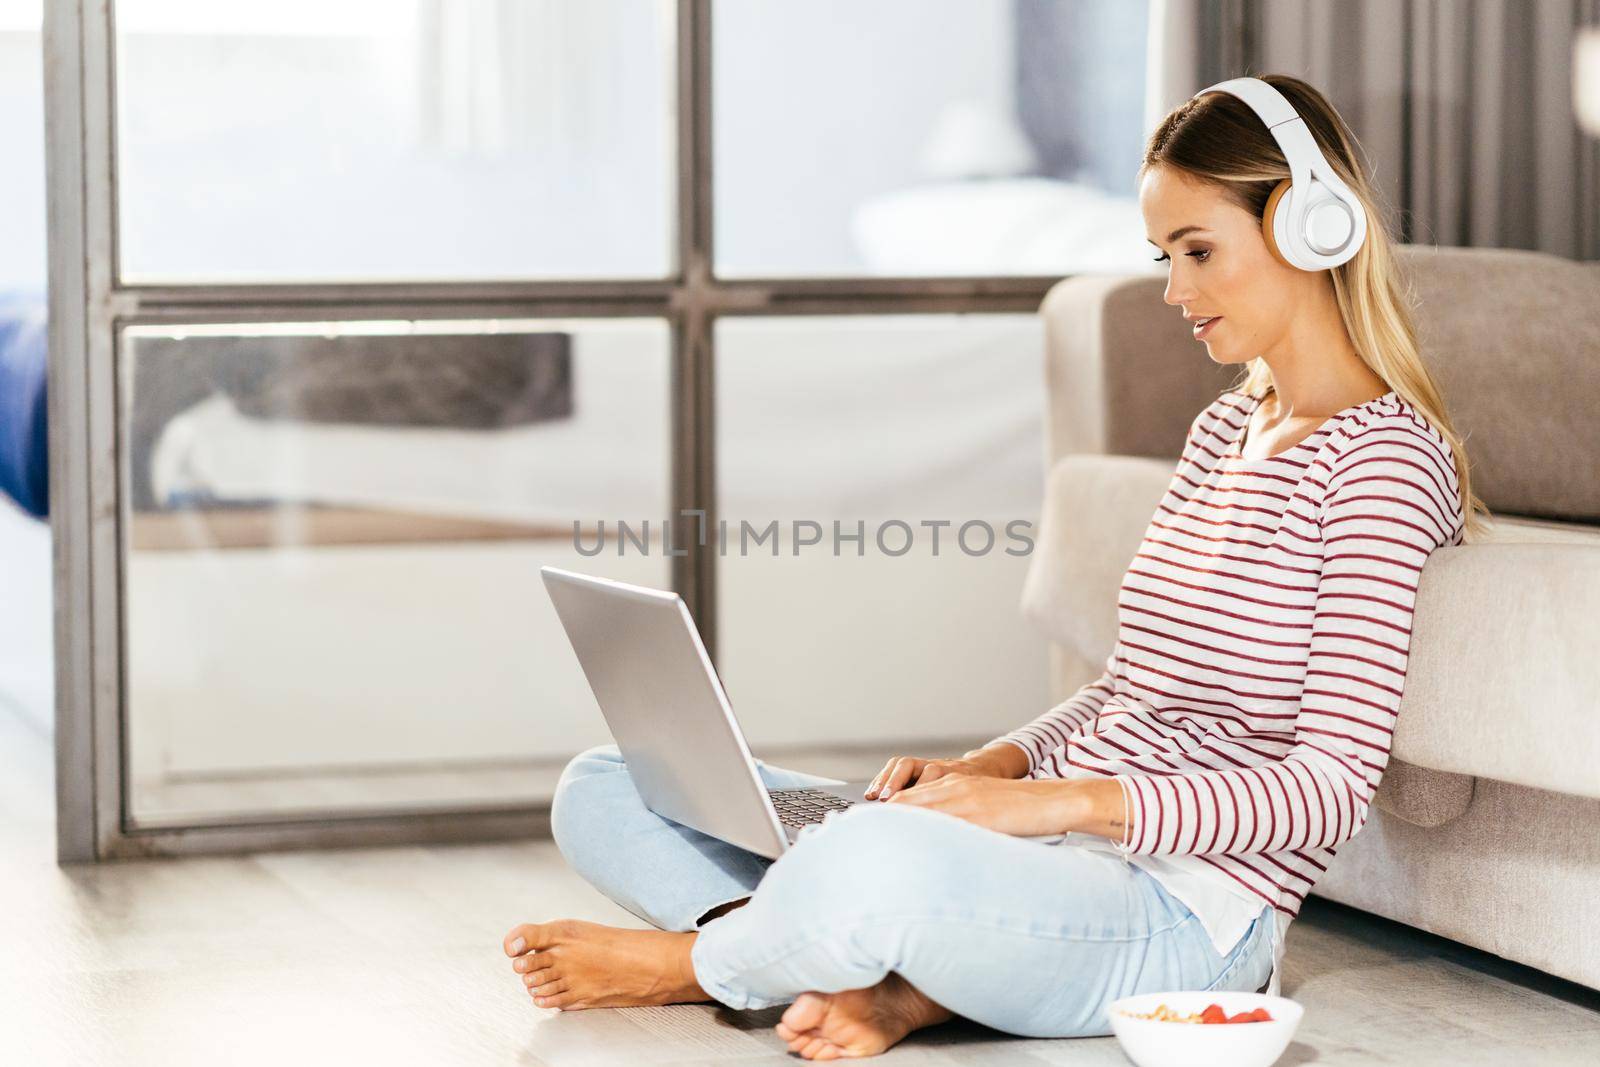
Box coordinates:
[1193,77,1368,271]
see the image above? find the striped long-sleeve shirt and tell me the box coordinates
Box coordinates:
[988,388,1465,918]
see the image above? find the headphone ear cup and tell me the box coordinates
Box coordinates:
[1262,179,1294,268]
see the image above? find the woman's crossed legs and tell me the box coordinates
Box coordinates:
[503,744,1273,1058]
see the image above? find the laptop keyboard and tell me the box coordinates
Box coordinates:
[767,788,858,828]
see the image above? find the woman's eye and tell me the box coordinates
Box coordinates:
[1151,250,1210,264]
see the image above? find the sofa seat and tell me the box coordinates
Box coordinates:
[1022,454,1600,819]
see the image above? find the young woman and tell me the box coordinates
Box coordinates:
[500,74,1486,1060]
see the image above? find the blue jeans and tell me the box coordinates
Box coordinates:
[549,744,1276,1038]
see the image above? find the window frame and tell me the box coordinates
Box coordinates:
[44,0,1244,860]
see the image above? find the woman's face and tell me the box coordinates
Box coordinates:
[1138,165,1301,366]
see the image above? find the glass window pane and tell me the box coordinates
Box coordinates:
[114,1,676,283]
[121,318,670,825]
[715,0,1157,278]
[715,315,1049,762]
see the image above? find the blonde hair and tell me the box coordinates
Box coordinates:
[1140,74,1489,541]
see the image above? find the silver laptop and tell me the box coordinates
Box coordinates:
[542,566,876,860]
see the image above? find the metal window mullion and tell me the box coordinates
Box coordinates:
[673,0,717,656]
[90,0,128,853]
[110,279,1059,322]
[44,0,126,861]
[44,0,96,862]
[113,280,681,308]
[113,271,1057,305]
[111,297,684,328]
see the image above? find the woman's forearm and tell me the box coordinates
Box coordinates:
[956,748,1128,839]
[1052,778,1129,842]
[882,770,1132,840]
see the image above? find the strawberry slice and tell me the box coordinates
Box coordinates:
[1199,1003,1229,1024]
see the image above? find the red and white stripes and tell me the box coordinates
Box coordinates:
[988,389,1464,917]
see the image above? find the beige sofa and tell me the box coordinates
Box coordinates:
[1023,246,1600,991]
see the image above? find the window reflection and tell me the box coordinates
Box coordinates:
[114,1,676,282]
[121,319,671,825]
[715,0,1157,277]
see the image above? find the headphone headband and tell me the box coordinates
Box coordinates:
[1194,77,1367,271]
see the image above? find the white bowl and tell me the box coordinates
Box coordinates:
[1107,990,1304,1067]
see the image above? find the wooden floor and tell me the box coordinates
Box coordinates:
[3,707,1598,1066]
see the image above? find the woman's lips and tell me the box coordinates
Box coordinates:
[1193,316,1222,339]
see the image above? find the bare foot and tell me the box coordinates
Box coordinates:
[774,972,954,1059]
[502,919,714,1011]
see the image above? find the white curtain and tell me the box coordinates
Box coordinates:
[1146,0,1600,260]
[1143,0,1214,135]
[414,0,635,159]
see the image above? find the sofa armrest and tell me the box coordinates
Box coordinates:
[1020,454,1171,662]
[1039,275,1237,468]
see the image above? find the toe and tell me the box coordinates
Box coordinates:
[801,1035,832,1060]
[539,989,580,1010]
[531,977,567,999]
[513,950,556,975]
[522,966,558,988]
[782,991,830,1034]
[503,922,553,957]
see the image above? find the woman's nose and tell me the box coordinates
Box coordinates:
[1163,276,1194,306]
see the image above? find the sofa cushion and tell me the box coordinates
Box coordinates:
[1025,455,1600,803]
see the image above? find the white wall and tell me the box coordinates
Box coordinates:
[0,31,44,289]
[715,0,1017,274]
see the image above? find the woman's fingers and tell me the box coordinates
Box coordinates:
[866,760,896,798]
[865,754,984,799]
[867,756,922,799]
[882,758,916,797]
[895,757,928,794]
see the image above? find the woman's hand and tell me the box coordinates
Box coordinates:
[865,752,1008,800]
[879,775,1128,841]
